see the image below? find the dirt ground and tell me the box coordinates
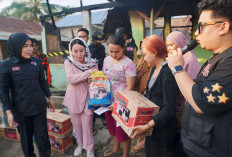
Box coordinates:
[0,124,146,157]
[0,95,146,157]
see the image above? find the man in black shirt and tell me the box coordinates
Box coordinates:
[166,0,232,156]
[89,31,106,70]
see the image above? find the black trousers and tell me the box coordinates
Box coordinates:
[145,129,176,157]
[170,132,189,157]
[14,110,50,157]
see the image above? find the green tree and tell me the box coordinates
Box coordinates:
[0,1,68,22]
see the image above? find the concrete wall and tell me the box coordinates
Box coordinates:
[50,64,68,92]
[129,10,145,54]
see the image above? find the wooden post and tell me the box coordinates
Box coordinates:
[82,10,92,44]
[129,10,145,55]
[164,16,171,40]
[191,15,198,39]
[150,8,154,35]
[41,25,48,54]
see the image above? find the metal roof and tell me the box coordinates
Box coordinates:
[0,16,42,35]
[56,10,108,28]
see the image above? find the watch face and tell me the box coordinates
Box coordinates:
[175,65,184,72]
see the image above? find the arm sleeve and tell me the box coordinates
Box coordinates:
[0,63,12,112]
[38,61,51,98]
[192,57,232,116]
[125,60,136,77]
[192,81,232,116]
[152,73,178,128]
[44,56,52,85]
[64,60,91,85]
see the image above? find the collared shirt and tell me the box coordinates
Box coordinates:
[0,56,51,116]
[182,47,232,157]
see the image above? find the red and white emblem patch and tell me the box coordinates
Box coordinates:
[12,67,20,71]
[31,62,37,66]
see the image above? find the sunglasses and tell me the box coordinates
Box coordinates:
[197,21,224,34]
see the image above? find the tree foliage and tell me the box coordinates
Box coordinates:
[0,1,69,22]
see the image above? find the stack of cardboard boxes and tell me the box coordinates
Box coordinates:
[47,111,73,153]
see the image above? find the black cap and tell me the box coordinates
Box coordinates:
[92,31,104,42]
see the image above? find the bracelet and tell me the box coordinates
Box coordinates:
[147,123,152,129]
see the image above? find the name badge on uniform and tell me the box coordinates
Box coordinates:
[126,47,133,51]
[12,67,20,71]
[201,64,211,77]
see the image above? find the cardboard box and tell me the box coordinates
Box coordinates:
[112,90,160,136]
[49,134,73,153]
[47,112,73,139]
[4,127,20,141]
[47,109,63,113]
[0,123,4,139]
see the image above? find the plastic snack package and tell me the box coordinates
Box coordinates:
[88,71,112,109]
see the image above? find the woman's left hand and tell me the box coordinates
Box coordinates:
[88,76,92,85]
[107,104,114,111]
[131,125,148,139]
[48,97,56,112]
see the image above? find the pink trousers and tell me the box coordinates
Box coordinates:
[69,112,94,150]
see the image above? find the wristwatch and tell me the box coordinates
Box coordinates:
[172,65,184,75]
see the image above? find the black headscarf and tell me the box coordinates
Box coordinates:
[7,33,31,62]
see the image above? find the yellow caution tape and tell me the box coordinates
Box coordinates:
[46,50,70,57]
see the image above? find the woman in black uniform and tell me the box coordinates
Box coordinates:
[0,33,55,157]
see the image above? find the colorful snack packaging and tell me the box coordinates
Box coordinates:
[88,71,112,109]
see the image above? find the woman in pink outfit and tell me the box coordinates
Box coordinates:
[166,31,201,79]
[103,34,136,157]
[63,38,97,157]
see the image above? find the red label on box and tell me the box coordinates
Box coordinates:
[134,115,153,126]
[4,128,18,140]
[115,92,129,106]
[136,108,155,116]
